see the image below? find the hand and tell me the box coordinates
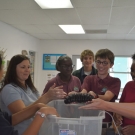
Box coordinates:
[88,91,97,98]
[46,83,67,100]
[68,91,78,95]
[80,89,87,94]
[113,113,123,126]
[121,125,135,135]
[79,98,106,110]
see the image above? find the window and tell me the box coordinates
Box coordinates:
[109,56,132,89]
[76,58,82,70]
[72,55,82,71]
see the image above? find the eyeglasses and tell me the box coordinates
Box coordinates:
[60,65,75,70]
[95,60,109,66]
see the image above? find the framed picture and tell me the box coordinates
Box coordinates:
[43,54,66,70]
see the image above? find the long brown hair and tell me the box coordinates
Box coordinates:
[1,54,37,93]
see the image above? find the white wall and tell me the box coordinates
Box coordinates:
[0,21,40,87]
[37,39,135,94]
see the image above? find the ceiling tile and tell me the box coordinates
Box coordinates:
[77,7,111,24]
[29,33,54,40]
[126,34,135,40]
[0,0,40,9]
[129,26,135,33]
[36,25,65,33]
[0,9,54,25]
[108,25,134,33]
[70,34,89,39]
[15,10,54,25]
[83,25,108,30]
[11,24,44,33]
[113,0,135,7]
[48,33,72,39]
[87,34,107,39]
[71,0,112,7]
[0,10,19,24]
[44,9,81,24]
[110,7,135,25]
[107,34,126,39]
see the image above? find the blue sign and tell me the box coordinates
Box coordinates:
[43,54,66,70]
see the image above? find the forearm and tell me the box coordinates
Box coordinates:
[31,93,51,106]
[22,107,58,135]
[106,102,135,120]
[98,95,110,101]
[22,115,44,135]
[12,103,46,126]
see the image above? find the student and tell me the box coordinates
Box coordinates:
[42,55,81,95]
[81,49,121,123]
[113,54,135,135]
[0,54,66,135]
[0,55,59,135]
[72,49,97,84]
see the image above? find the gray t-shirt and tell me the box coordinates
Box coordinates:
[0,84,40,135]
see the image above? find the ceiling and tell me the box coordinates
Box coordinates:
[1,0,135,40]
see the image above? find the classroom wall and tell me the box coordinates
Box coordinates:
[0,21,40,86]
[37,40,135,94]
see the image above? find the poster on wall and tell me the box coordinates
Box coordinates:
[46,72,58,82]
[43,54,66,70]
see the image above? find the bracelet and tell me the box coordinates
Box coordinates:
[35,111,46,118]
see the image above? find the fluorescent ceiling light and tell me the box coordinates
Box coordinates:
[34,0,73,9]
[59,25,85,34]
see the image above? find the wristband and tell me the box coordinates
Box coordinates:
[36,111,46,118]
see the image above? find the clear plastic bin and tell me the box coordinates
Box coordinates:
[39,100,105,135]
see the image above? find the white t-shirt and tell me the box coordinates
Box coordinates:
[84,71,91,75]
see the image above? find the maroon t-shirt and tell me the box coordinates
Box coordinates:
[42,73,81,95]
[120,81,135,127]
[82,74,121,122]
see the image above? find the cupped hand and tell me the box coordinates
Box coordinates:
[79,98,106,110]
[68,91,78,95]
[47,83,67,100]
[121,125,135,135]
[113,113,123,126]
[88,91,97,98]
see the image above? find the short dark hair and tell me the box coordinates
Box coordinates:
[95,49,114,64]
[1,54,37,93]
[56,55,72,71]
[132,53,135,61]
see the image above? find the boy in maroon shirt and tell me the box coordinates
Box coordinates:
[81,49,121,127]
[113,54,135,135]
